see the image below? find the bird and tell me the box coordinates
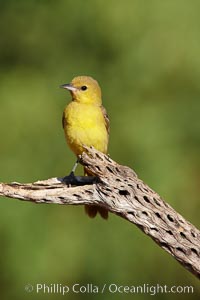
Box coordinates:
[60,76,110,219]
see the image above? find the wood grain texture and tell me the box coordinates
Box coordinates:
[0,147,199,279]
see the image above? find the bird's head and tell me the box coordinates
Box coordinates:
[60,76,102,105]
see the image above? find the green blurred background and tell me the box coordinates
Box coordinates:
[0,0,199,299]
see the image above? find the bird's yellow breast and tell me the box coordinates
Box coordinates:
[63,101,108,156]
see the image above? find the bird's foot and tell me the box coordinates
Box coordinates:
[62,171,78,186]
[62,172,99,186]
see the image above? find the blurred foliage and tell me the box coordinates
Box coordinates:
[0,0,200,299]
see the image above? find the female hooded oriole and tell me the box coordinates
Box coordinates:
[61,76,109,219]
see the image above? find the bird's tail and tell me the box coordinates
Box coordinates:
[84,205,108,219]
[84,167,108,220]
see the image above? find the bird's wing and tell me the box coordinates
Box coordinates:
[101,105,110,135]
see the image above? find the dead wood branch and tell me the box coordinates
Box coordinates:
[0,147,199,279]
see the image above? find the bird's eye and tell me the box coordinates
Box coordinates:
[81,85,87,91]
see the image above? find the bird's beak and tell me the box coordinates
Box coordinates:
[60,83,77,91]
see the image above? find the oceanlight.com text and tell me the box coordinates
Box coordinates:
[24,283,194,296]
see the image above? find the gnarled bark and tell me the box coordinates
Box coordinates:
[0,147,199,279]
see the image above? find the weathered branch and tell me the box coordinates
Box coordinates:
[0,147,199,279]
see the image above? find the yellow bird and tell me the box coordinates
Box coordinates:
[60,76,110,219]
